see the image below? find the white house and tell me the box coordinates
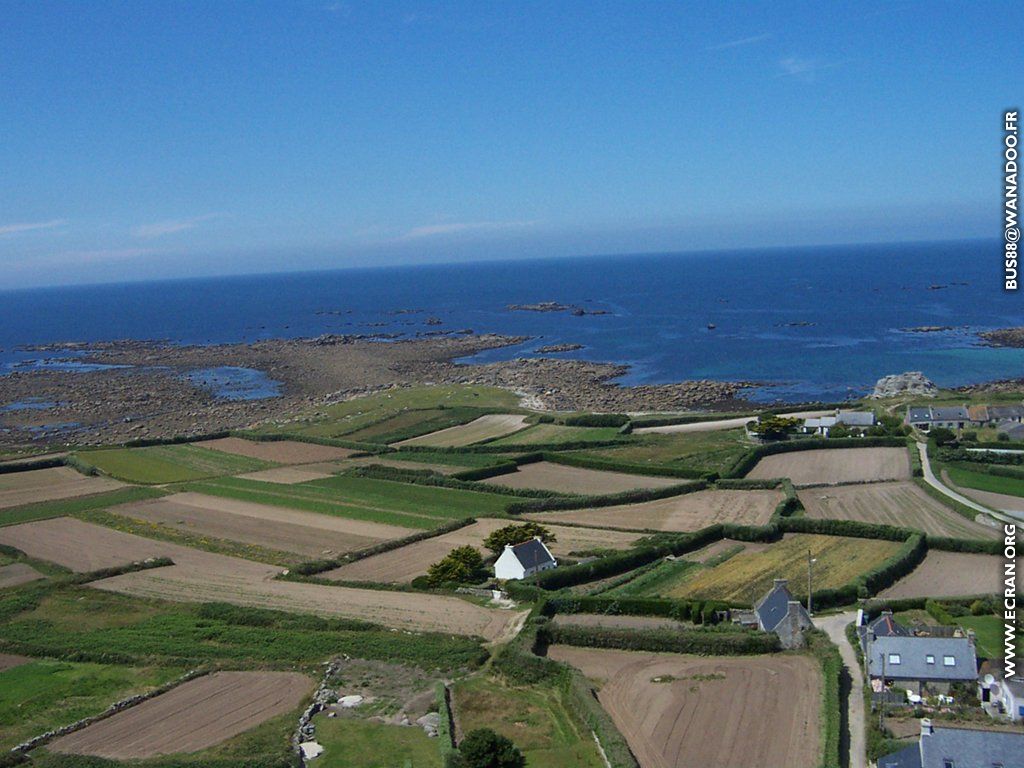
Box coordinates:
[801,410,876,436]
[494,537,557,581]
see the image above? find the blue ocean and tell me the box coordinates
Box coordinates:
[1,240,1022,403]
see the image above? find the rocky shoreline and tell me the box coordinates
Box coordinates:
[0,333,759,449]
[977,327,1024,347]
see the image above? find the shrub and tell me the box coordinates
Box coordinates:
[427,546,486,586]
[929,427,956,446]
[450,728,525,768]
[561,413,631,427]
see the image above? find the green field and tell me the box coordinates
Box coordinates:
[313,716,441,767]
[257,385,523,439]
[78,444,276,484]
[488,423,624,446]
[0,659,179,749]
[629,534,902,603]
[343,407,503,444]
[185,475,511,529]
[0,586,487,670]
[452,675,605,768]
[566,428,753,475]
[944,463,1024,498]
[0,486,166,528]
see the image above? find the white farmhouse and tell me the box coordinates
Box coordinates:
[493,537,557,581]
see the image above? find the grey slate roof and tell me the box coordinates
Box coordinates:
[877,743,921,768]
[866,635,977,681]
[858,612,911,650]
[920,725,1024,768]
[989,405,1024,420]
[907,406,933,423]
[510,538,554,570]
[929,406,969,421]
[754,580,810,633]
[837,410,876,427]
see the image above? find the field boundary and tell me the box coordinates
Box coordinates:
[505,481,705,515]
[722,436,912,479]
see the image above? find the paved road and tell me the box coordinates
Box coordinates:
[817,611,866,768]
[633,410,833,435]
[915,441,1023,525]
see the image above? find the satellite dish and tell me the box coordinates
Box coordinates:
[984,674,996,686]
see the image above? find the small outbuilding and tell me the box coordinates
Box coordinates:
[753,578,813,649]
[493,537,557,581]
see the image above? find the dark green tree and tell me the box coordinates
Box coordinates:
[449,728,526,768]
[929,427,956,446]
[754,414,800,440]
[483,522,556,555]
[427,545,485,586]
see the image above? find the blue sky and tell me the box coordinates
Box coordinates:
[0,1,1016,288]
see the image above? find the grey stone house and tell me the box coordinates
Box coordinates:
[866,634,978,696]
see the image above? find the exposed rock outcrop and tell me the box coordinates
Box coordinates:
[870,371,938,399]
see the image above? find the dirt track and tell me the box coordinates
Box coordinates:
[49,671,314,759]
[395,414,529,447]
[0,653,30,672]
[196,437,355,464]
[324,519,640,583]
[0,518,517,638]
[0,466,122,509]
[525,488,782,532]
[480,462,680,494]
[799,481,999,539]
[878,550,1004,598]
[748,447,910,486]
[548,646,822,768]
[109,491,415,558]
[0,562,45,588]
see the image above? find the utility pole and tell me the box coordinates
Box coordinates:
[879,651,886,731]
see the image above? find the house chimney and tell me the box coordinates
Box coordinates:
[773,578,788,589]
[504,543,514,551]
[881,610,893,617]
[920,718,933,736]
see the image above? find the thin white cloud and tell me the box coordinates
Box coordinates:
[132,213,223,239]
[400,220,535,240]
[777,56,841,80]
[707,33,773,51]
[0,219,66,237]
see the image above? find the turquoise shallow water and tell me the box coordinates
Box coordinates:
[1,239,1021,402]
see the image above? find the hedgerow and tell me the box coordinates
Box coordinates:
[722,436,911,479]
[806,629,842,768]
[506,481,705,515]
[540,451,707,479]
[544,623,781,654]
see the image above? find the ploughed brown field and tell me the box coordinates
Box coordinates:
[323,518,641,583]
[0,466,123,510]
[394,414,529,447]
[524,488,783,532]
[747,447,911,486]
[0,518,518,639]
[0,562,45,588]
[878,550,1004,599]
[49,671,314,759]
[108,491,416,558]
[548,646,822,768]
[480,461,682,494]
[799,481,999,539]
[195,437,355,464]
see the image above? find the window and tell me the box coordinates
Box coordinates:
[888,654,901,665]
[943,761,955,768]
[926,655,935,664]
[943,656,956,667]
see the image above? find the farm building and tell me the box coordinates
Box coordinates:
[866,634,978,695]
[801,410,876,436]
[988,404,1024,424]
[878,719,1024,768]
[979,661,1024,722]
[904,405,969,431]
[857,610,911,650]
[493,537,557,581]
[747,578,813,649]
